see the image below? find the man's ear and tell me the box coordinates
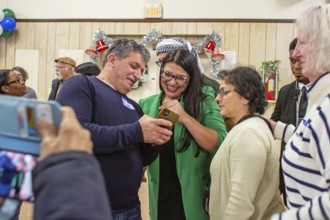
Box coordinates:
[106,54,116,68]
[0,85,9,94]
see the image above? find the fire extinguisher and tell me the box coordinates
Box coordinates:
[266,73,275,100]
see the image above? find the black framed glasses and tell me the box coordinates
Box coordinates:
[217,87,240,98]
[6,77,25,85]
[161,70,190,84]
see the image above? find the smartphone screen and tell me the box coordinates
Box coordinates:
[0,150,37,202]
[0,96,61,156]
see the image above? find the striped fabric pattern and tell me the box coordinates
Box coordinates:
[271,72,330,220]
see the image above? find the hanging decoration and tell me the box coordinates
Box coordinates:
[194,32,224,80]
[0,8,16,38]
[85,29,113,64]
[131,29,163,89]
[140,29,164,47]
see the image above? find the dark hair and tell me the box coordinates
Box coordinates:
[74,62,101,76]
[0,69,11,94]
[289,38,297,51]
[218,66,268,115]
[102,39,150,67]
[160,49,208,157]
[11,66,29,80]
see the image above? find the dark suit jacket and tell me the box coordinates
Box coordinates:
[48,79,62,100]
[270,80,297,204]
[271,81,297,126]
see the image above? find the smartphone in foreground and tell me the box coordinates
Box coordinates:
[156,107,179,130]
[0,96,61,204]
[0,95,61,156]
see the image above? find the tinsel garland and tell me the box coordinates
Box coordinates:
[210,58,221,80]
[140,29,164,46]
[194,31,224,80]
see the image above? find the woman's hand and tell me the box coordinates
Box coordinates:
[161,99,188,124]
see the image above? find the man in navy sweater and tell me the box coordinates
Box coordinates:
[57,39,172,219]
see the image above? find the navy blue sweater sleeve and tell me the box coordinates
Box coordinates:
[56,76,145,154]
[32,151,112,220]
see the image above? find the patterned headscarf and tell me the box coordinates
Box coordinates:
[155,38,205,74]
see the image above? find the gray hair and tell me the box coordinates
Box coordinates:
[296,4,330,74]
[102,39,150,67]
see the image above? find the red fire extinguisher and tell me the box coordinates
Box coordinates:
[266,73,275,100]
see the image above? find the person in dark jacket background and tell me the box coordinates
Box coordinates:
[48,56,76,100]
[270,38,309,206]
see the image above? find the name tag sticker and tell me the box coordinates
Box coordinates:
[121,96,135,110]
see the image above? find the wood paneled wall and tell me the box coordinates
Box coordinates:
[0,21,296,100]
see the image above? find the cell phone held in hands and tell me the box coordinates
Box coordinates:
[0,95,61,156]
[0,95,61,203]
[156,107,179,130]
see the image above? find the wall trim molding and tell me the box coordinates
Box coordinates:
[17,18,295,23]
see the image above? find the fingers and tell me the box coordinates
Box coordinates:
[155,118,173,129]
[60,107,81,128]
[37,120,56,139]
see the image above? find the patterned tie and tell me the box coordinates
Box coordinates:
[298,86,308,123]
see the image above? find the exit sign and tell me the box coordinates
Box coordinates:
[144,3,163,18]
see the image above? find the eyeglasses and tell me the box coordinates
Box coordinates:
[217,88,240,98]
[6,77,25,85]
[161,70,190,84]
[155,60,162,67]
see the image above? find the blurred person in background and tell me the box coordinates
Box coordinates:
[48,56,76,100]
[0,69,26,97]
[74,62,101,76]
[11,66,37,99]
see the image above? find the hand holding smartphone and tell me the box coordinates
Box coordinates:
[0,95,61,203]
[156,107,179,130]
[0,95,61,156]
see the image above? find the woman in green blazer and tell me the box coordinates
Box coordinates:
[139,49,226,220]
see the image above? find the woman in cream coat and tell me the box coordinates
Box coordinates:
[209,66,285,220]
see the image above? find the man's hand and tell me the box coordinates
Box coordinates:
[37,107,93,160]
[138,115,172,145]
